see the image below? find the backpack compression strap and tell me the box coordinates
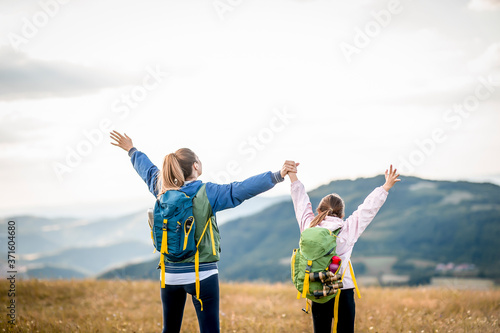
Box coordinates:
[302,260,313,299]
[298,260,314,313]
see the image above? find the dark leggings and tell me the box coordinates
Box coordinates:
[160,274,220,333]
[311,288,355,333]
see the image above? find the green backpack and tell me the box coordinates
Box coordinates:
[291,227,344,309]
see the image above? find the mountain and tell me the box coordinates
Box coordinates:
[24,265,88,279]
[99,258,160,280]
[216,195,287,225]
[0,213,152,255]
[23,241,157,275]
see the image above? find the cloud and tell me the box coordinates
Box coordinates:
[0,113,50,144]
[0,48,133,100]
[468,0,500,11]
[468,43,500,74]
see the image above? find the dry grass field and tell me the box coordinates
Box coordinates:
[0,279,498,332]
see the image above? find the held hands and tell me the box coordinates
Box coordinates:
[281,160,299,182]
[110,131,134,152]
[383,165,401,192]
[281,160,299,179]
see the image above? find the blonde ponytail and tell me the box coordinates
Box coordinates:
[157,148,198,198]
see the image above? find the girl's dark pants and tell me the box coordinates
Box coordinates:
[311,288,355,333]
[160,274,220,333]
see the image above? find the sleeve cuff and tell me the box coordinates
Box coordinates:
[378,186,389,195]
[272,171,285,184]
[128,147,137,157]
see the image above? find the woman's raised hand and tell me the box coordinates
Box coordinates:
[383,164,401,191]
[110,130,134,152]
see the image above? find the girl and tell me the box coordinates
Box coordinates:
[110,130,297,333]
[288,165,400,333]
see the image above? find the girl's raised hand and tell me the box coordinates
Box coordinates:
[288,172,298,183]
[110,131,134,152]
[383,164,401,191]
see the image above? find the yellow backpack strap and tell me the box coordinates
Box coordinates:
[303,299,311,314]
[160,219,168,254]
[302,260,313,298]
[333,290,341,333]
[194,217,212,311]
[159,219,169,288]
[194,251,202,310]
[209,219,216,256]
[333,264,349,332]
[349,261,361,299]
[291,250,297,285]
[160,254,165,288]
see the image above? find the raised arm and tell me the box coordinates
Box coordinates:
[340,165,400,247]
[110,131,159,197]
[290,178,315,232]
[206,160,298,213]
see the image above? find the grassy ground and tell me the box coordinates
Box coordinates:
[0,279,499,332]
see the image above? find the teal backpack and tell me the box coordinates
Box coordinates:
[152,189,197,261]
[149,189,199,290]
[147,184,217,312]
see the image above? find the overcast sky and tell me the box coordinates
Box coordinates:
[1,0,499,218]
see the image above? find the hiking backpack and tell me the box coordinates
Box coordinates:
[152,190,197,260]
[147,184,216,311]
[291,226,362,331]
[291,227,343,307]
[147,187,203,282]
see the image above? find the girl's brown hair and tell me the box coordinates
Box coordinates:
[309,194,345,228]
[157,148,198,197]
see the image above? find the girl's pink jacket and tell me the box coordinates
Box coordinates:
[290,180,388,290]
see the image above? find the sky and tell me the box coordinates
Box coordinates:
[0,0,499,218]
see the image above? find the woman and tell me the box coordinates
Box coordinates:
[288,165,400,333]
[110,130,297,333]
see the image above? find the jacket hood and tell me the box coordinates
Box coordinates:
[317,216,344,232]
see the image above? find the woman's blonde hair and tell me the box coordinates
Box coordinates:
[309,193,345,228]
[157,148,198,197]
